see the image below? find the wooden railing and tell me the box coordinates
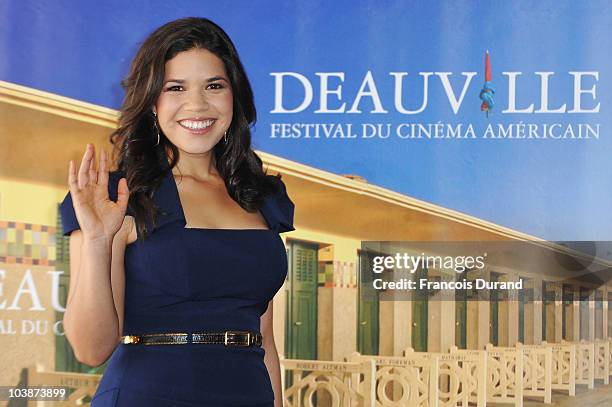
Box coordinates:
[542,341,576,396]
[594,339,610,385]
[25,364,102,405]
[405,348,487,407]
[483,344,524,407]
[279,357,376,407]
[347,352,439,406]
[563,340,596,389]
[518,343,552,403]
[280,339,612,406]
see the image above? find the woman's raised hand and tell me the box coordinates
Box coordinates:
[68,144,130,243]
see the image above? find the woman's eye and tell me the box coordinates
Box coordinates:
[165,84,224,92]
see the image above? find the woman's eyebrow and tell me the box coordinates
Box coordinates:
[206,76,229,83]
[164,76,229,85]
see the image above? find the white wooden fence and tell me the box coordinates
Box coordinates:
[402,348,487,407]
[348,352,438,406]
[542,341,576,396]
[26,364,101,406]
[518,343,552,403]
[594,339,610,384]
[483,344,524,407]
[279,357,376,407]
[280,339,612,407]
[564,340,596,389]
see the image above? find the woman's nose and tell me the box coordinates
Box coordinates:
[186,89,210,110]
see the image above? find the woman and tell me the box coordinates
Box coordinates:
[60,17,294,407]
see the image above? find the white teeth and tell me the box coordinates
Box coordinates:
[179,119,215,130]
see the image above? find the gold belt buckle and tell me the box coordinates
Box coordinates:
[224,331,250,346]
[122,335,141,345]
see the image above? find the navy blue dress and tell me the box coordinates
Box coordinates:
[59,162,295,406]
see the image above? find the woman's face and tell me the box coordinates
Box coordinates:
[154,48,233,156]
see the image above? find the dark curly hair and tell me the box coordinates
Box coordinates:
[110,17,282,241]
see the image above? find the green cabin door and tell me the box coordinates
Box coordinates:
[542,281,556,341]
[609,292,612,339]
[518,281,525,344]
[489,272,500,346]
[357,250,379,355]
[455,283,467,349]
[562,285,574,340]
[285,241,318,360]
[579,287,590,340]
[608,292,612,339]
[412,267,428,352]
[595,290,603,339]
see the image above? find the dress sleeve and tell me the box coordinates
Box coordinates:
[59,171,126,237]
[263,178,295,234]
[59,191,79,237]
[275,178,295,233]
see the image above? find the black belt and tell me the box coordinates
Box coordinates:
[120,331,263,347]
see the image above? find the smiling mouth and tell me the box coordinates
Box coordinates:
[178,119,216,132]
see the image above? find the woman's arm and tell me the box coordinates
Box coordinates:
[63,227,127,366]
[62,146,130,366]
[261,299,283,407]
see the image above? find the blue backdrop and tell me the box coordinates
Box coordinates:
[2,0,611,241]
